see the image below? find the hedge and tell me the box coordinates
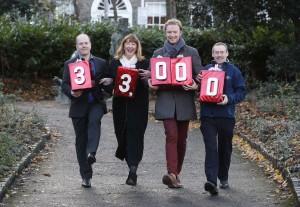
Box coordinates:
[0,16,298,83]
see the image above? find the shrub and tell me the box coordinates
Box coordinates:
[249,81,300,120]
[267,44,300,81]
[0,16,299,83]
[0,16,113,78]
[134,26,164,58]
[0,81,45,180]
[184,28,219,65]
[0,133,17,169]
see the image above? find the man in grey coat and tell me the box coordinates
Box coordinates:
[149,18,202,188]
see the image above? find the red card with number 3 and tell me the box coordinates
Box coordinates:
[114,66,139,98]
[68,60,92,90]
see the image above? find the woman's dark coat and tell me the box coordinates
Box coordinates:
[110,59,149,165]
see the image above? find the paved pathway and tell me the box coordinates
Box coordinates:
[1,101,287,207]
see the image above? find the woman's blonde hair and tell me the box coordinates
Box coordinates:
[114,33,144,61]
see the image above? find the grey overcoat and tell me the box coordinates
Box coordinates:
[152,45,202,120]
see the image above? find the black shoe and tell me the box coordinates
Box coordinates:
[87,153,96,165]
[219,180,229,189]
[81,178,91,188]
[126,172,137,186]
[204,181,218,195]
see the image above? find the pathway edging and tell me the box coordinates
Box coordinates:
[237,132,300,205]
[0,133,50,201]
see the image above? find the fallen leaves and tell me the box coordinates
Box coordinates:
[233,135,292,199]
[236,101,300,179]
[2,78,57,101]
[42,173,51,177]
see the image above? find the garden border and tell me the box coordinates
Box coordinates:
[0,133,50,202]
[237,132,300,206]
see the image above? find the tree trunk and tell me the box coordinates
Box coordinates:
[292,16,300,42]
[111,0,118,21]
[73,0,79,20]
[166,0,176,19]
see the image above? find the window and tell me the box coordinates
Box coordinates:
[144,2,166,29]
[147,16,166,29]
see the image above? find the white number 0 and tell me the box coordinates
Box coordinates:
[74,66,86,85]
[175,62,187,81]
[206,77,218,96]
[155,62,167,80]
[119,74,131,93]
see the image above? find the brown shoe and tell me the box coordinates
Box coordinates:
[176,175,183,188]
[162,173,181,188]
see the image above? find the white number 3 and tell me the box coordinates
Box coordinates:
[119,74,131,93]
[74,66,86,85]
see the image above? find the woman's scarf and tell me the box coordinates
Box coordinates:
[163,37,186,58]
[120,55,138,68]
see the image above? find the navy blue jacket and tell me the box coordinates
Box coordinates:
[200,62,246,119]
[62,55,112,118]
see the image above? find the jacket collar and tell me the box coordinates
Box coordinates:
[77,53,94,61]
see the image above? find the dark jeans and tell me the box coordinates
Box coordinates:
[163,119,189,176]
[200,117,235,185]
[72,103,104,179]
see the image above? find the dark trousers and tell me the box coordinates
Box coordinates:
[71,103,104,179]
[200,117,235,185]
[163,119,189,176]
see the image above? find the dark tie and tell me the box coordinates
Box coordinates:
[88,60,96,103]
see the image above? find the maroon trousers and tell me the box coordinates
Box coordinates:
[163,119,190,176]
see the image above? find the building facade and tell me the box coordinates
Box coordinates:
[55,0,167,28]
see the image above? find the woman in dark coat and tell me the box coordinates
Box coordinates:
[110,34,149,186]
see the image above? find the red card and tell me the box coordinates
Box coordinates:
[68,60,92,90]
[199,70,225,103]
[150,57,171,86]
[170,57,192,85]
[114,66,139,98]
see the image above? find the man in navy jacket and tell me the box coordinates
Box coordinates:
[199,42,246,195]
[62,33,113,188]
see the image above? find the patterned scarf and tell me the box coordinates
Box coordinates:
[163,37,186,58]
[120,55,138,68]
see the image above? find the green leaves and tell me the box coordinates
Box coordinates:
[133,27,164,58]
[0,17,113,78]
[0,14,298,83]
[0,84,46,181]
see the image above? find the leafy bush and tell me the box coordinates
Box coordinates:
[248,81,300,120]
[184,28,219,65]
[0,82,16,104]
[0,81,45,180]
[0,16,299,83]
[0,133,17,169]
[0,16,114,78]
[267,44,300,81]
[134,26,164,59]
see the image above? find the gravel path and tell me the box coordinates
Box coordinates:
[1,100,287,207]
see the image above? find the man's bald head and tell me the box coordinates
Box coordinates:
[75,33,91,59]
[76,33,91,44]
